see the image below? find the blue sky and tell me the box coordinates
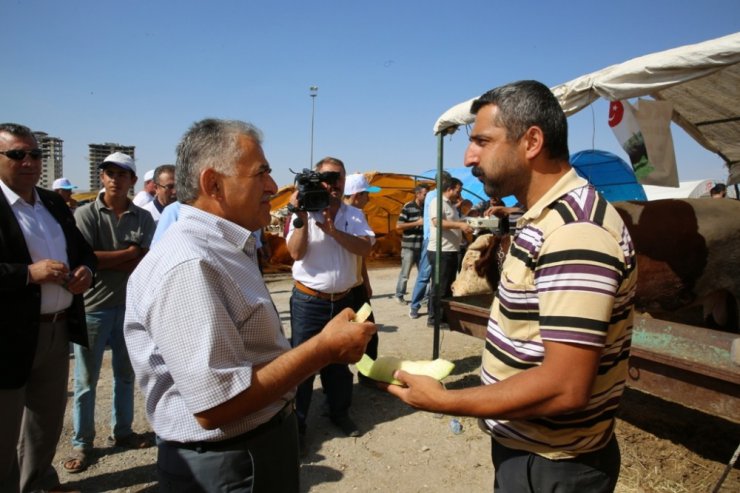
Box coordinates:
[5,1,739,192]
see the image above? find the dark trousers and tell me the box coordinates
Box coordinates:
[289,289,356,431]
[0,320,70,493]
[491,435,620,493]
[427,250,458,325]
[157,410,299,493]
[349,283,377,360]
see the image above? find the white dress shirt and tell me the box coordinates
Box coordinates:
[1,180,72,314]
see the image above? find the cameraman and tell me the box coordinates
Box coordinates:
[286,157,375,451]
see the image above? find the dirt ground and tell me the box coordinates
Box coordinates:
[52,265,740,492]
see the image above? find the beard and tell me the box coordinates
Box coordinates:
[471,165,504,198]
[471,157,528,201]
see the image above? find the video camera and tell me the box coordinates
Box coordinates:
[288,168,341,213]
[287,168,341,228]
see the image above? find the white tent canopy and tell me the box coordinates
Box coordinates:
[643,179,715,200]
[433,32,740,183]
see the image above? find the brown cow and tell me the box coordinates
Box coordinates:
[452,198,740,331]
[615,198,740,330]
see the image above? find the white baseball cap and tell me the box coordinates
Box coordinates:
[52,177,77,190]
[143,169,155,182]
[99,152,136,175]
[344,173,380,195]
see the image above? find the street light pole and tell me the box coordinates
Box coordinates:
[309,85,318,166]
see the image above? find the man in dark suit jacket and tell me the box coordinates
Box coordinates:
[0,123,96,493]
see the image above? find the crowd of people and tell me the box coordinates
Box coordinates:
[2,79,734,493]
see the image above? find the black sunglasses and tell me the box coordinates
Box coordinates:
[0,149,43,161]
[156,183,176,190]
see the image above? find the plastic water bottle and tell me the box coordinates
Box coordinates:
[449,418,463,435]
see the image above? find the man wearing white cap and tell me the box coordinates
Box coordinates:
[342,174,380,370]
[133,169,156,207]
[65,152,155,473]
[52,177,79,211]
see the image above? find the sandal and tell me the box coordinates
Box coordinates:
[62,449,88,474]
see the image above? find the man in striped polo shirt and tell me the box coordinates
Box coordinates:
[387,80,637,492]
[394,184,429,304]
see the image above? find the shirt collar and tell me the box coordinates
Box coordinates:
[179,204,254,252]
[0,180,40,207]
[96,192,139,215]
[521,168,588,223]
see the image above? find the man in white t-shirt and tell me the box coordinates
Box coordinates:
[132,169,156,207]
[286,157,375,449]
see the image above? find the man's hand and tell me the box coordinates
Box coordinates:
[316,307,376,364]
[288,190,308,225]
[383,370,449,413]
[460,222,474,235]
[28,259,69,285]
[315,209,338,237]
[64,266,93,294]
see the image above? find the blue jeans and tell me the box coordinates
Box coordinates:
[289,289,356,432]
[72,305,135,450]
[409,238,431,312]
[395,247,421,299]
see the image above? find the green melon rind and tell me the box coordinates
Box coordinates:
[356,354,455,386]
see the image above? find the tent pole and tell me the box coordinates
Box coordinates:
[432,133,444,359]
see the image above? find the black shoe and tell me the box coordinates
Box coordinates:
[330,415,361,437]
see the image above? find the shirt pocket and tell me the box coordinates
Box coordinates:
[497,268,538,342]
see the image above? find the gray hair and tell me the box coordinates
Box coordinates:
[175,119,263,204]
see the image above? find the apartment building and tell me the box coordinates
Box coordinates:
[33,132,64,190]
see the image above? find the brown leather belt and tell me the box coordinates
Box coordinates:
[40,311,67,323]
[294,280,351,302]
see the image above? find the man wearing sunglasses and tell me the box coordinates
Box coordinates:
[142,164,176,223]
[0,123,96,493]
[66,152,155,473]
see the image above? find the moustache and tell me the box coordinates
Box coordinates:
[471,167,484,179]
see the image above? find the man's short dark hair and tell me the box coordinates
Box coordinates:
[0,123,36,141]
[710,183,727,196]
[315,157,345,172]
[154,164,176,184]
[470,80,569,161]
[413,184,430,194]
[444,177,462,191]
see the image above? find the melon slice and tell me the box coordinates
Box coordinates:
[353,303,373,323]
[355,354,455,386]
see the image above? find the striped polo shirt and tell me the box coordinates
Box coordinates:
[480,169,637,459]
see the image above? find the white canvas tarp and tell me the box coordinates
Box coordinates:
[642,179,715,200]
[433,32,740,183]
